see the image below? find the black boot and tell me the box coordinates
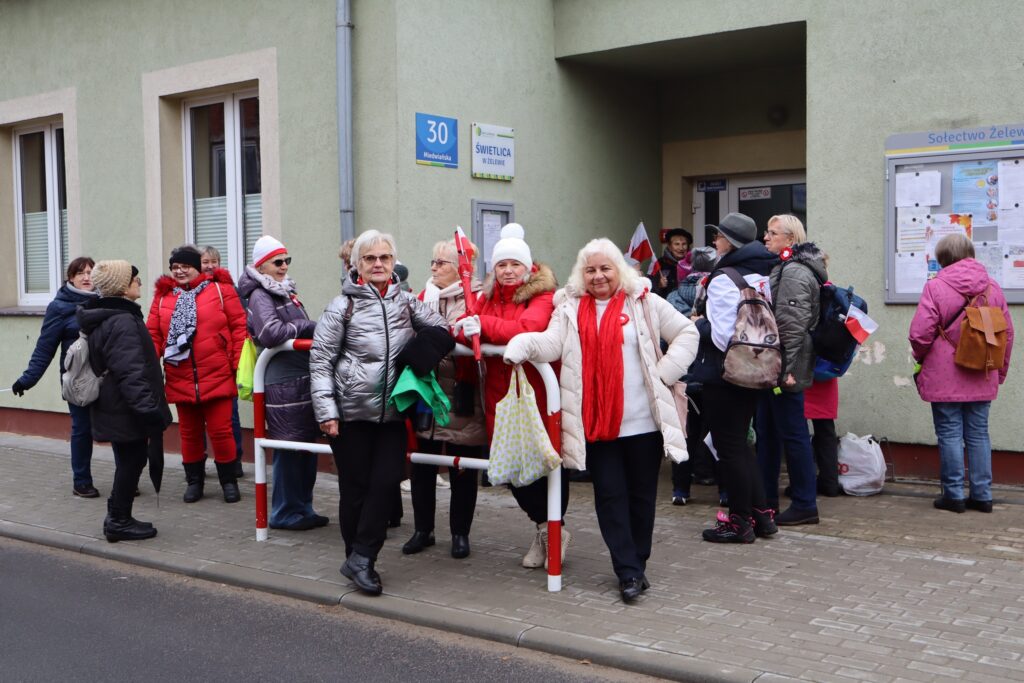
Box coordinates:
[103,499,157,543]
[216,461,241,503]
[183,461,205,503]
[402,530,435,555]
[233,453,245,479]
[340,552,382,595]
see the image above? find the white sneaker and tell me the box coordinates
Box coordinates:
[400,479,412,492]
[435,474,450,489]
[544,526,571,570]
[522,523,546,568]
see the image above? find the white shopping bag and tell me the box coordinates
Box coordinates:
[838,432,886,496]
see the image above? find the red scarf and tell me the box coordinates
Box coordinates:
[578,291,626,442]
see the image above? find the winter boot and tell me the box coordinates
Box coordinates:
[233,453,245,479]
[183,460,205,503]
[103,499,157,543]
[522,523,546,568]
[752,508,778,538]
[340,552,383,595]
[216,461,241,503]
[702,511,755,544]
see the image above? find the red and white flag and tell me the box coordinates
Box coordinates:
[625,222,659,275]
[845,305,878,344]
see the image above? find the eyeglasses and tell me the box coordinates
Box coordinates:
[133,276,142,285]
[170,264,196,273]
[271,257,292,267]
[765,229,786,237]
[430,259,455,268]
[361,254,394,265]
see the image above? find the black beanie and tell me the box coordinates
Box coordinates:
[169,246,202,272]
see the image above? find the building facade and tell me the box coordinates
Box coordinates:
[1,0,1020,475]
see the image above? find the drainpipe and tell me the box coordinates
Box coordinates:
[337,0,355,241]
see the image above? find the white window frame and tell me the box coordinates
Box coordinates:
[182,89,257,278]
[13,122,65,306]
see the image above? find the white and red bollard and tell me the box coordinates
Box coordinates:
[251,341,564,592]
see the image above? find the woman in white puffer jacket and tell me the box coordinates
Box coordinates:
[504,238,698,603]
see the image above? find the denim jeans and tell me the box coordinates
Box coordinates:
[931,401,992,502]
[756,390,817,512]
[270,449,321,528]
[67,402,94,488]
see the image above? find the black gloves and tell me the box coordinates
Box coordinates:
[11,381,26,397]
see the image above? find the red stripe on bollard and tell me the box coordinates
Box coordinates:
[255,482,268,529]
[253,393,266,439]
[547,520,561,576]
[452,456,461,470]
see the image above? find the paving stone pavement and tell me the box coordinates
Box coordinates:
[2,431,1024,682]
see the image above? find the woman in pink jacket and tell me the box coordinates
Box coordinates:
[908,234,1013,514]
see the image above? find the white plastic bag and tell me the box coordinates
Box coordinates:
[838,433,885,496]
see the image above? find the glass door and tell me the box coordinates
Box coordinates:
[693,171,807,246]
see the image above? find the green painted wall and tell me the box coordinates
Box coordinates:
[555,0,1024,450]
[0,0,339,416]
[353,0,662,289]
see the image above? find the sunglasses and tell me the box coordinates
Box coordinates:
[271,257,292,267]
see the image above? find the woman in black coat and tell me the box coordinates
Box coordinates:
[77,261,172,542]
[12,257,101,497]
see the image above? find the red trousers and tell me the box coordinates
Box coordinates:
[177,398,235,464]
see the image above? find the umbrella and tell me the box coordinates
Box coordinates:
[147,431,164,502]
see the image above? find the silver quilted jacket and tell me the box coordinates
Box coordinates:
[310,273,448,424]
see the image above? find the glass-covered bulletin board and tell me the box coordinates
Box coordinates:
[885,123,1024,304]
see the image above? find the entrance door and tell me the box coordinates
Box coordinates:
[692,171,806,247]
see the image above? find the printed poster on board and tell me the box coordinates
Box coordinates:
[952,161,998,226]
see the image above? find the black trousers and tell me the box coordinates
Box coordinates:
[586,431,663,582]
[110,439,148,510]
[671,389,719,492]
[703,384,767,519]
[510,467,570,525]
[811,418,840,494]
[411,439,483,536]
[329,421,407,560]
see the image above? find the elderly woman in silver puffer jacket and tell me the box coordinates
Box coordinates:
[310,229,449,597]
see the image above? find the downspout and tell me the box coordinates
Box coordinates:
[337,0,355,241]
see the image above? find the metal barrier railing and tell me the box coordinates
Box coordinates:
[252,340,565,592]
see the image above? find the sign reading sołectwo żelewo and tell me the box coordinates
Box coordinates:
[472,123,514,180]
[416,113,458,168]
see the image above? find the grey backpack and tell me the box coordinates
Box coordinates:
[61,331,106,407]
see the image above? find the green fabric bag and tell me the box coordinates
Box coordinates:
[236,337,257,401]
[389,367,451,427]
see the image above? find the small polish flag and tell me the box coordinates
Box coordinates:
[845,305,878,344]
[625,222,659,275]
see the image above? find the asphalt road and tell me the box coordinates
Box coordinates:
[0,537,659,682]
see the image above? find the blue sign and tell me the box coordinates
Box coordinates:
[416,113,458,168]
[697,179,727,192]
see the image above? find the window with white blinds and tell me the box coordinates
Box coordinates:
[185,92,261,279]
[14,124,67,306]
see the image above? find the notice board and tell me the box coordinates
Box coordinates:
[885,123,1024,304]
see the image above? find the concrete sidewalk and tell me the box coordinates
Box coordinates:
[2,431,1024,682]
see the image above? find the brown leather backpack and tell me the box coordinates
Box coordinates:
[939,287,1008,374]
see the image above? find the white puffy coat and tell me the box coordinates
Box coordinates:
[504,279,699,470]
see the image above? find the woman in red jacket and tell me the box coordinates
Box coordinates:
[455,223,569,570]
[147,245,248,503]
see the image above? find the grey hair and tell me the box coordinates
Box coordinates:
[567,238,643,295]
[433,238,477,265]
[352,229,397,264]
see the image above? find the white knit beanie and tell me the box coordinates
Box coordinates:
[490,223,532,271]
[91,260,133,297]
[252,235,287,268]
